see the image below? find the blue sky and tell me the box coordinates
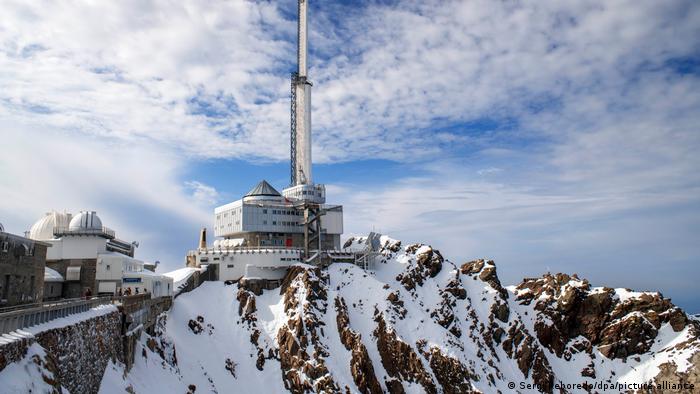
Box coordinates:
[0,0,699,312]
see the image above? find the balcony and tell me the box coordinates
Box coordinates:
[53,226,116,239]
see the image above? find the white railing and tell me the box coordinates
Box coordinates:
[0,296,115,335]
[53,226,116,239]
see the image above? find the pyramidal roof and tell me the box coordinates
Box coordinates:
[245,180,281,197]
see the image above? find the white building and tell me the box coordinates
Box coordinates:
[213,180,343,249]
[28,210,172,298]
[96,253,172,297]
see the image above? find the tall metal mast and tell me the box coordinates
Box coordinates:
[291,0,313,186]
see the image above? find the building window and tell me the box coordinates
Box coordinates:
[106,265,110,271]
[272,221,277,225]
[227,264,234,268]
[263,220,267,225]
[2,275,9,299]
[262,209,267,214]
[1,241,8,253]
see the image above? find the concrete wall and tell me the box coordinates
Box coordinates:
[0,233,47,307]
[45,236,107,260]
[197,248,302,281]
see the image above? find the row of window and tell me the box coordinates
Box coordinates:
[262,220,298,226]
[0,241,35,256]
[290,190,323,197]
[262,209,300,216]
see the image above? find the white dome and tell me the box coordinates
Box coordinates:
[69,211,103,231]
[29,211,72,240]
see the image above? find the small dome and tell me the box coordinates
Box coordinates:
[69,211,103,231]
[29,211,72,240]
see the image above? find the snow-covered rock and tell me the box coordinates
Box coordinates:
[101,236,700,393]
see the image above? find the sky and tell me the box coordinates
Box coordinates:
[0,0,699,312]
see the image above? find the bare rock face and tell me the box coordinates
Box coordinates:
[515,273,690,360]
[373,312,437,394]
[461,259,508,300]
[277,265,340,393]
[335,297,383,394]
[417,343,479,394]
[646,352,700,393]
[396,244,444,291]
[501,321,555,392]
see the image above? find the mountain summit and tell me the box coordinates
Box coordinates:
[100,235,700,393]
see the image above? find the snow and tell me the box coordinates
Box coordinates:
[615,288,653,303]
[0,343,67,393]
[89,234,700,393]
[44,266,64,282]
[0,232,695,393]
[163,267,199,294]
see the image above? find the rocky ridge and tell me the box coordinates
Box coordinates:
[100,235,700,393]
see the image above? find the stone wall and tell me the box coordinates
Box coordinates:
[46,258,97,299]
[0,309,123,394]
[0,232,47,307]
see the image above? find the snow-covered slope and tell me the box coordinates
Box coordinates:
[102,236,700,393]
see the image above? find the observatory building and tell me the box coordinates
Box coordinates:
[28,210,173,298]
[186,0,349,284]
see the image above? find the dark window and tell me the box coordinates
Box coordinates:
[262,209,267,214]
[2,275,9,299]
[227,264,234,268]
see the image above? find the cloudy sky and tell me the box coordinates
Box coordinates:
[1,0,698,312]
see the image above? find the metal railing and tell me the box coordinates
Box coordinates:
[53,226,116,239]
[0,296,116,335]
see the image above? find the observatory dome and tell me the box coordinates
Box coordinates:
[69,211,103,231]
[29,211,72,240]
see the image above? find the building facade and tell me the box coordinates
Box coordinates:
[0,230,48,307]
[28,210,171,298]
[213,181,343,250]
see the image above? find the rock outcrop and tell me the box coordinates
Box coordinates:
[79,235,700,394]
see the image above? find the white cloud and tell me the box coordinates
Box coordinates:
[185,181,219,206]
[1,0,699,309]
[2,0,697,164]
[0,119,212,267]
